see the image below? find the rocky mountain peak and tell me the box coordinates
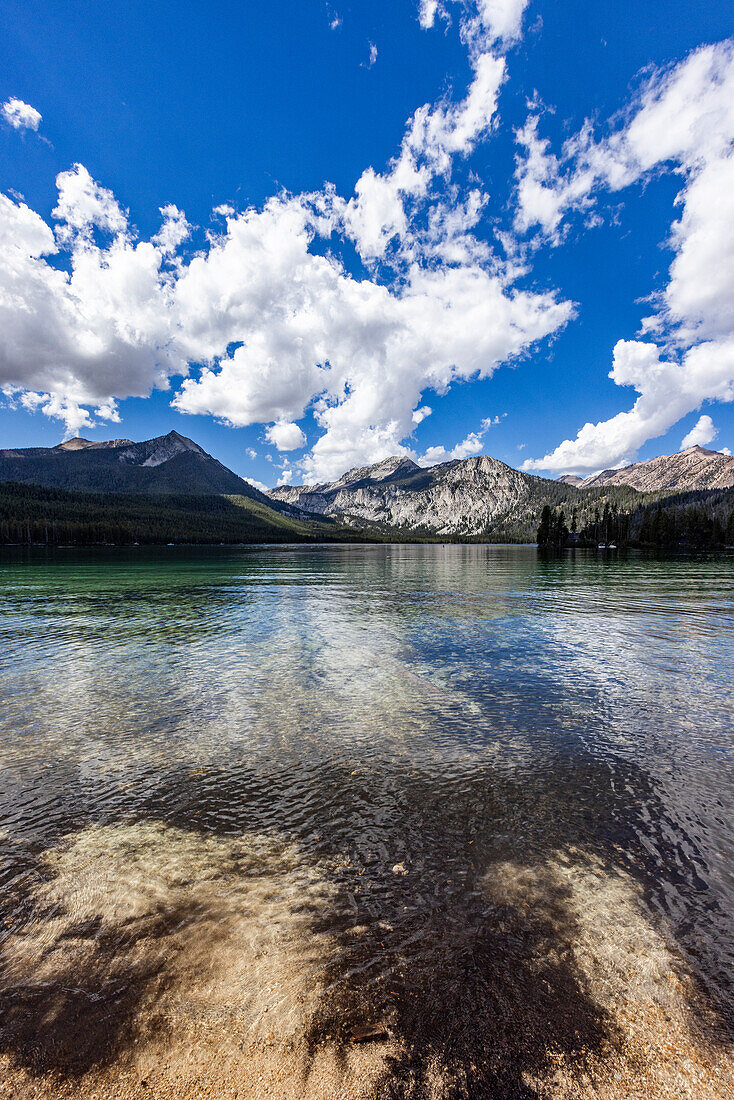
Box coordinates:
[55,437,134,451]
[135,431,206,467]
[270,451,533,535]
[331,454,421,490]
[581,445,734,492]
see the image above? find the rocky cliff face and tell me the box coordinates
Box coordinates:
[271,454,541,535]
[581,446,734,493]
[55,437,134,451]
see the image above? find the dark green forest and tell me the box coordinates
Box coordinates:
[537,487,734,550]
[0,482,346,545]
[630,488,734,548]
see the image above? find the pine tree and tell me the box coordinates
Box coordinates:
[557,509,568,547]
[537,505,552,547]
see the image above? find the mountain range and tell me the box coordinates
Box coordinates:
[1,432,733,543]
[556,446,734,493]
[270,445,734,537]
[270,454,570,537]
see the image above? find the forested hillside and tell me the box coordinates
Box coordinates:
[0,482,344,545]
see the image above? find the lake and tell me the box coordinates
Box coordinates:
[0,544,732,1098]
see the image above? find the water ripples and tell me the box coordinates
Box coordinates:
[0,544,732,1095]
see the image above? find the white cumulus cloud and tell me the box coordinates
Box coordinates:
[0,183,183,436]
[0,3,569,475]
[152,204,191,255]
[680,413,717,449]
[418,413,502,464]
[419,0,529,48]
[520,40,734,473]
[342,51,506,261]
[474,0,530,46]
[418,1,446,29]
[2,97,42,131]
[265,420,307,451]
[245,477,269,493]
[523,338,734,473]
[53,163,129,241]
[0,173,572,465]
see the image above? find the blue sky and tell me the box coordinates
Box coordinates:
[1,0,733,487]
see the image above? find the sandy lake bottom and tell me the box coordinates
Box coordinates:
[0,545,732,1097]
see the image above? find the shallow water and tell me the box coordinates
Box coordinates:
[0,544,733,1097]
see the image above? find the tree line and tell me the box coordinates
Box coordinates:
[0,482,341,545]
[537,487,734,549]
